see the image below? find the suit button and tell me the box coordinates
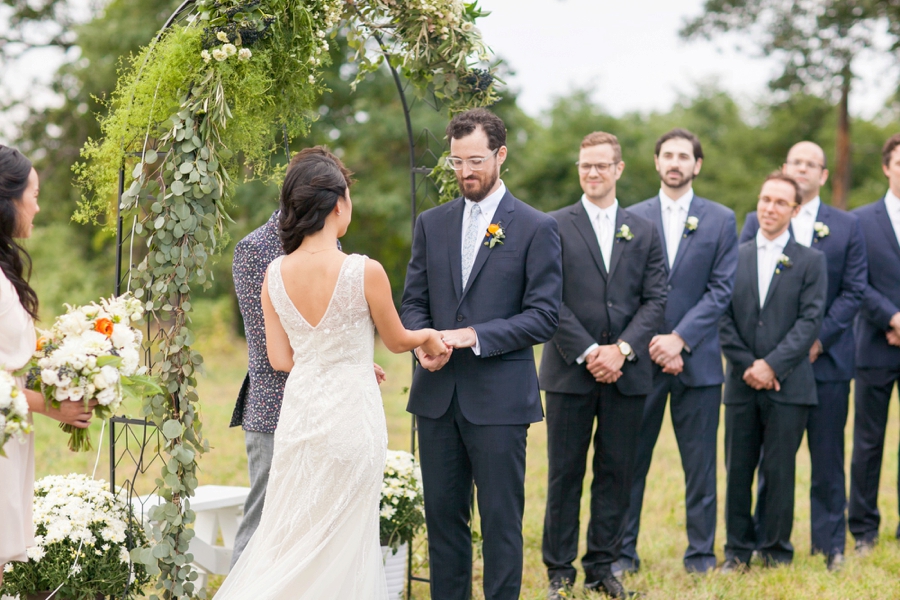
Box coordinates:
[667,285,673,291]
[607,301,613,307]
[758,321,763,327]
[457,315,464,322]
[601,332,608,338]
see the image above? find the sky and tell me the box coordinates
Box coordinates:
[477,0,898,119]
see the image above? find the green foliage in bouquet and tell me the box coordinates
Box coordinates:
[0,474,151,600]
[380,450,426,553]
[72,0,498,597]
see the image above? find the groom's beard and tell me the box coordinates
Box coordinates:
[457,169,499,202]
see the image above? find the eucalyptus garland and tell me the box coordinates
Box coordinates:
[74,1,498,598]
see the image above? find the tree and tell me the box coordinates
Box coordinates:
[680,0,888,209]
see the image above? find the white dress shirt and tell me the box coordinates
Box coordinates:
[885,189,900,250]
[577,197,619,364]
[458,181,506,356]
[756,228,791,308]
[660,188,693,268]
[791,196,820,248]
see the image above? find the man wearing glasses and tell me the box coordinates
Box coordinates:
[740,142,867,570]
[539,132,666,598]
[401,108,562,600]
[720,172,826,571]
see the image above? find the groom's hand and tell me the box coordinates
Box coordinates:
[415,347,452,372]
[439,328,477,349]
[586,345,625,383]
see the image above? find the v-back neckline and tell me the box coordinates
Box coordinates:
[278,255,351,330]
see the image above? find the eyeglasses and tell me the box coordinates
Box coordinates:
[576,161,620,174]
[758,195,798,210]
[786,159,824,170]
[445,148,499,171]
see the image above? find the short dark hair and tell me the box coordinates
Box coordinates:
[655,128,703,161]
[883,133,900,167]
[581,131,622,163]
[763,171,801,205]
[279,147,350,254]
[446,108,506,151]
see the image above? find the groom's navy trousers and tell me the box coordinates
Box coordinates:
[401,189,562,600]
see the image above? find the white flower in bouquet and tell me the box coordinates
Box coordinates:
[1,369,32,457]
[380,450,426,551]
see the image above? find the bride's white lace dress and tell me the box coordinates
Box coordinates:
[216,254,388,599]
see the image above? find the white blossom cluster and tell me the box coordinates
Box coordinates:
[309,0,343,60]
[28,474,134,565]
[380,449,424,522]
[35,293,145,410]
[0,369,32,453]
[201,30,252,64]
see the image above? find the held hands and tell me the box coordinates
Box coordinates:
[650,333,685,375]
[809,339,824,363]
[743,359,780,392]
[439,327,478,349]
[416,330,452,372]
[586,345,625,384]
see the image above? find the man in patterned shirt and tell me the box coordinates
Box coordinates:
[229,146,385,565]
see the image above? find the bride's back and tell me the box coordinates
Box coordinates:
[279,250,347,328]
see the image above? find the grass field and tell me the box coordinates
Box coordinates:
[32,318,900,599]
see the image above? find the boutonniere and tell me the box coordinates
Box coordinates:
[615,224,634,242]
[484,222,505,248]
[775,253,793,274]
[683,216,699,237]
[813,221,830,242]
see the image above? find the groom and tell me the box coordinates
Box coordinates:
[401,108,562,600]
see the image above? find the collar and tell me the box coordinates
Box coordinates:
[464,180,506,215]
[798,196,820,220]
[756,227,791,251]
[581,195,618,222]
[659,188,694,213]
[886,189,900,213]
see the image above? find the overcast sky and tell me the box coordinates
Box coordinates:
[478,0,898,119]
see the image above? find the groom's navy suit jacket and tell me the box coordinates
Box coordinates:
[628,195,738,388]
[853,197,900,368]
[740,204,867,381]
[539,201,667,397]
[400,190,563,425]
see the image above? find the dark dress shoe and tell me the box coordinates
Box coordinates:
[855,538,877,556]
[548,578,573,600]
[719,558,749,574]
[584,573,639,598]
[611,557,639,578]
[826,551,845,572]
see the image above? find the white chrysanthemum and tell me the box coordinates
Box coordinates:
[223,43,237,57]
[216,31,229,43]
[110,325,134,349]
[212,48,227,61]
[238,48,252,61]
[26,545,46,562]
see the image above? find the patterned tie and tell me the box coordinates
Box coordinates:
[462,203,483,288]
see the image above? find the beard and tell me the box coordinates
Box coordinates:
[457,169,499,202]
[660,169,694,189]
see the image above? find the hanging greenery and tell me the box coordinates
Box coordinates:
[73,1,498,598]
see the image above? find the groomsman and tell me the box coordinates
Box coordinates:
[401,108,562,600]
[540,131,667,598]
[849,133,900,553]
[741,141,867,570]
[619,129,738,575]
[720,172,826,570]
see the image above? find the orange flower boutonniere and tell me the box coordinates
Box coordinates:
[484,222,506,248]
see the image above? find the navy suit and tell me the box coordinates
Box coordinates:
[741,204,867,555]
[849,197,900,545]
[539,201,667,585]
[401,189,562,600]
[618,195,737,572]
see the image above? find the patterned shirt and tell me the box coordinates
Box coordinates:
[232,211,288,433]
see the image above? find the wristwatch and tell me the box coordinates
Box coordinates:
[617,340,637,362]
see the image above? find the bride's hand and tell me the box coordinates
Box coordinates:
[421,330,450,357]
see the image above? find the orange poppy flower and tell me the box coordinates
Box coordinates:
[36,336,48,351]
[94,318,114,338]
[487,223,500,235]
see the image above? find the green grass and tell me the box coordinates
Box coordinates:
[33,327,900,599]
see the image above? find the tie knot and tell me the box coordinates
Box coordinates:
[470,203,482,216]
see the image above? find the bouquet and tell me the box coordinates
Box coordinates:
[28,293,161,451]
[380,450,426,553]
[0,369,32,457]
[0,473,151,600]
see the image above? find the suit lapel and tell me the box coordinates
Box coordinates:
[607,208,629,280]
[649,196,669,276]
[669,196,704,279]
[447,198,465,300]
[762,238,793,310]
[571,201,608,280]
[461,192,517,299]
[746,241,760,311]
[875,198,900,261]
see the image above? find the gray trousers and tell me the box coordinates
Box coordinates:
[230,430,275,568]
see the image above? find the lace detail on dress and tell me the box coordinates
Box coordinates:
[215,253,388,600]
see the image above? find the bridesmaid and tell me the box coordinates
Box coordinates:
[0,146,97,583]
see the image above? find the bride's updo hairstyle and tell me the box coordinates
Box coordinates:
[0,145,38,319]
[279,145,354,254]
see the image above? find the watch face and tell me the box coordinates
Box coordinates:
[618,341,632,356]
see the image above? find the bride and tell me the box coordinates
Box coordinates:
[214,148,448,599]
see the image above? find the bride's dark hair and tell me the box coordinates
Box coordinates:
[279,146,353,254]
[0,145,38,319]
